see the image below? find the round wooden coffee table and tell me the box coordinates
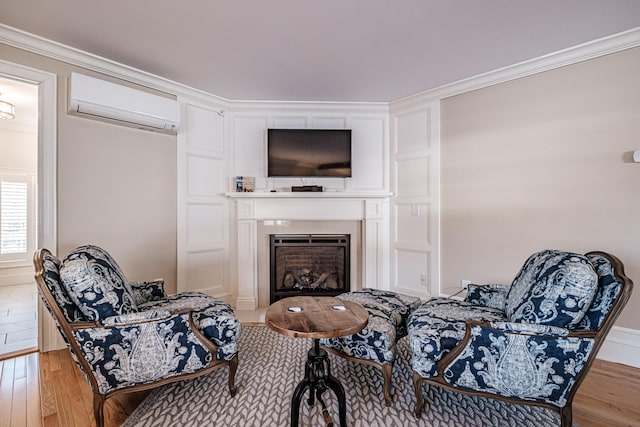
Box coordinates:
[266,296,368,427]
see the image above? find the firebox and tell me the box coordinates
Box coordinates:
[270,234,350,303]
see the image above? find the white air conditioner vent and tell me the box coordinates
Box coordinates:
[69,73,181,134]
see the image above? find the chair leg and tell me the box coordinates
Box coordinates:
[228,355,239,397]
[412,371,424,418]
[381,363,393,406]
[93,393,106,427]
[560,405,572,427]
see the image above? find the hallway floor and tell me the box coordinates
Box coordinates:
[0,283,38,359]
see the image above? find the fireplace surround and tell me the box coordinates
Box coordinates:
[227,191,392,310]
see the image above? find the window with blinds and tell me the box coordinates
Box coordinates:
[0,172,36,263]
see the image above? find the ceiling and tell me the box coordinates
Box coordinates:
[0,77,38,132]
[1,1,640,102]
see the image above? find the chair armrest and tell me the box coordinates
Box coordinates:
[487,321,570,337]
[464,284,509,310]
[440,320,595,407]
[129,279,166,305]
[101,309,174,326]
[70,308,216,395]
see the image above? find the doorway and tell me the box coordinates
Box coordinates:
[0,59,57,356]
[0,76,39,359]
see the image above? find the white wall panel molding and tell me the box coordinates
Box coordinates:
[230,107,389,194]
[390,102,440,299]
[177,102,231,303]
[392,107,433,154]
[231,115,270,191]
[272,115,308,129]
[350,116,389,192]
[235,219,258,310]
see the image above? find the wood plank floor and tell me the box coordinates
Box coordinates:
[0,350,638,427]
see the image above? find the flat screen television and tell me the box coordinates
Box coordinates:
[267,129,352,177]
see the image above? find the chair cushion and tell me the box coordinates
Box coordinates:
[320,288,422,365]
[130,280,166,305]
[59,245,138,321]
[504,250,598,328]
[39,251,87,322]
[408,298,507,378]
[464,284,510,311]
[576,253,623,330]
[139,292,241,361]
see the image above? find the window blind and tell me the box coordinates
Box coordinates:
[1,180,28,254]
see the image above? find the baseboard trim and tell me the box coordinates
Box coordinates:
[597,326,640,368]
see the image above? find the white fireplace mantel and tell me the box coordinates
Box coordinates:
[226,191,392,309]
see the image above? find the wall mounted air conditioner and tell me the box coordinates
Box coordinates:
[69,72,181,134]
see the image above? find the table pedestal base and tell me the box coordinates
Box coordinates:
[291,339,346,427]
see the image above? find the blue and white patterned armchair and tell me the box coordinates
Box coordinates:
[34,245,242,427]
[408,250,633,427]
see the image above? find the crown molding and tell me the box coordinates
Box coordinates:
[390,26,640,112]
[2,23,639,112]
[0,24,229,106]
[229,99,389,115]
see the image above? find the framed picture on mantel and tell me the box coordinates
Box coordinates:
[235,176,255,192]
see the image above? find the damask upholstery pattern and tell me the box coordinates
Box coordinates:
[408,250,632,426]
[319,288,422,365]
[38,251,93,385]
[464,284,509,311]
[39,250,87,322]
[72,311,214,395]
[35,245,242,427]
[60,245,138,321]
[139,292,241,361]
[408,298,506,378]
[504,249,598,328]
[130,279,167,306]
[442,322,594,406]
[577,253,622,330]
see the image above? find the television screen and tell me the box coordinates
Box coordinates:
[267,129,352,177]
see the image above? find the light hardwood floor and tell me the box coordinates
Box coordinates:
[0,349,639,427]
[0,283,38,359]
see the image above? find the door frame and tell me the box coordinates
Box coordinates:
[0,59,58,352]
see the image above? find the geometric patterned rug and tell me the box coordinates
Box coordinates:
[123,325,568,427]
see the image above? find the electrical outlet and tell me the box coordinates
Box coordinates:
[461,279,471,290]
[420,274,427,287]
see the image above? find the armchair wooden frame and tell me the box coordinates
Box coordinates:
[34,248,238,427]
[323,344,395,406]
[412,251,633,427]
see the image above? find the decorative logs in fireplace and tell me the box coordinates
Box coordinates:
[270,234,350,303]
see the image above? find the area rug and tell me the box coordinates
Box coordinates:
[124,325,567,427]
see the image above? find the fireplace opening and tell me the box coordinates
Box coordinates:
[270,234,350,303]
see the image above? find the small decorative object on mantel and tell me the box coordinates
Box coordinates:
[235,176,255,192]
